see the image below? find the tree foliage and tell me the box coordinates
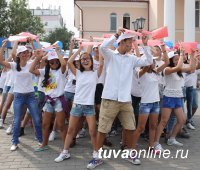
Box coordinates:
[44,26,76,50]
[0,0,9,37]
[0,0,44,37]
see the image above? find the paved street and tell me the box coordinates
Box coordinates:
[0,101,200,170]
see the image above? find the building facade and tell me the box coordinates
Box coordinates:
[74,0,199,43]
[30,7,64,35]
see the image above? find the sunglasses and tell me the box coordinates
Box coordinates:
[81,57,91,62]
[49,60,59,65]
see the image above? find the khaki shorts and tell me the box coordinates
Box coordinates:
[98,99,136,133]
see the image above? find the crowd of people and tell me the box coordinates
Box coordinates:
[0,27,199,169]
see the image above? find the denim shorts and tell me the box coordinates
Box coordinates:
[70,104,95,117]
[64,91,75,103]
[162,96,183,109]
[139,102,160,114]
[43,98,63,113]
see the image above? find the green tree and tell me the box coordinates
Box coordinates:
[0,0,9,37]
[8,0,44,35]
[44,26,76,50]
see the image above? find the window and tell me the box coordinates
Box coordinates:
[196,0,200,27]
[123,13,130,29]
[110,13,117,31]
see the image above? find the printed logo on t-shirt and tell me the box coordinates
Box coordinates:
[45,73,57,92]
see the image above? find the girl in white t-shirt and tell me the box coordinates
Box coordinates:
[0,42,42,151]
[30,47,67,152]
[154,49,196,152]
[132,44,169,153]
[54,45,103,168]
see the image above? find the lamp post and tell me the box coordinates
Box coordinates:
[132,17,146,31]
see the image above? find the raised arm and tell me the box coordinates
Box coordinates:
[139,66,149,78]
[98,51,104,77]
[55,45,66,74]
[29,49,43,76]
[134,35,153,67]
[0,41,11,69]
[100,27,124,59]
[133,40,140,58]
[87,36,93,55]
[68,45,82,76]
[155,44,169,73]
[165,53,183,75]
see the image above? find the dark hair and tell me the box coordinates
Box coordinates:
[42,59,61,87]
[80,52,93,72]
[16,57,21,72]
[169,57,183,78]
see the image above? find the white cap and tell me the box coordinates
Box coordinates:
[75,55,80,61]
[168,51,178,59]
[117,33,136,43]
[17,46,28,56]
[47,50,58,60]
[93,45,99,49]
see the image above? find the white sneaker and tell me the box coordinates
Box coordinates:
[0,119,3,128]
[10,144,18,151]
[54,152,70,163]
[187,123,195,130]
[154,143,164,153]
[167,138,183,146]
[126,156,141,165]
[6,125,13,135]
[48,131,56,141]
[76,128,86,139]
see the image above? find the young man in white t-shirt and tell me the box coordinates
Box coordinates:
[91,28,153,168]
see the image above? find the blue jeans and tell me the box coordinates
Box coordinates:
[186,87,198,123]
[12,92,42,145]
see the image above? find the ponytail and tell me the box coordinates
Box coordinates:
[42,61,50,87]
[16,57,21,72]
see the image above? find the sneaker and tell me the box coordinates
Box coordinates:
[167,138,183,146]
[54,152,70,163]
[148,147,161,155]
[34,145,49,152]
[49,131,56,141]
[190,120,196,127]
[6,125,13,135]
[187,123,195,130]
[87,158,103,169]
[125,155,141,165]
[109,130,118,137]
[76,128,86,139]
[0,119,3,128]
[154,143,164,153]
[10,144,18,151]
[177,128,190,139]
[103,138,113,149]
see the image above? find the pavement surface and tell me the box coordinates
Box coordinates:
[0,97,200,170]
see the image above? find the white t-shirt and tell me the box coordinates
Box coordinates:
[39,68,66,98]
[0,71,7,89]
[37,76,45,92]
[131,68,142,97]
[4,70,14,87]
[163,70,184,98]
[73,70,98,105]
[64,69,76,93]
[93,58,105,84]
[140,72,160,103]
[184,69,200,88]
[9,62,34,93]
